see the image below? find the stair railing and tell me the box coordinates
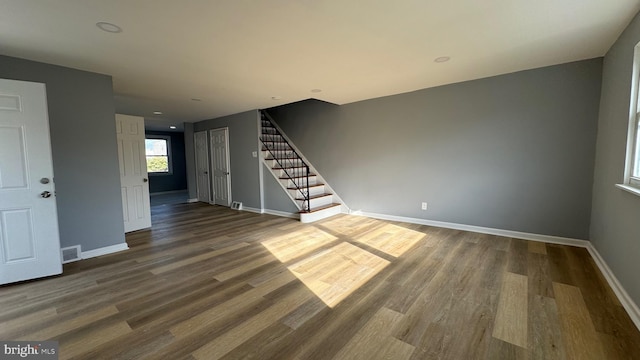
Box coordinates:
[260,110,311,212]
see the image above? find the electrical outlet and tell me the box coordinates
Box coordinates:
[421,202,428,210]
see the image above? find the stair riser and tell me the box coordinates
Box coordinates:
[297,195,333,209]
[262,153,304,165]
[262,147,293,154]
[260,134,282,140]
[280,177,317,188]
[300,205,342,223]
[273,168,312,178]
[287,185,325,198]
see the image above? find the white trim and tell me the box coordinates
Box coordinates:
[587,243,640,330]
[81,243,129,260]
[263,209,299,219]
[615,183,640,197]
[357,211,589,247]
[187,198,198,203]
[241,206,263,214]
[257,110,265,211]
[624,42,640,184]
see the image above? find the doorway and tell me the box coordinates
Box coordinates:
[209,127,232,206]
[194,130,210,203]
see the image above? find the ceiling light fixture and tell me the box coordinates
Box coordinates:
[311,89,322,93]
[271,96,282,100]
[191,98,202,101]
[169,126,177,129]
[434,56,451,63]
[96,22,122,33]
[153,111,163,115]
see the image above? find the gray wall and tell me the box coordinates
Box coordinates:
[193,110,261,209]
[184,122,197,200]
[0,55,125,251]
[146,130,188,193]
[590,12,640,307]
[270,59,603,239]
[263,164,300,214]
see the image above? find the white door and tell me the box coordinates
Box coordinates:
[0,78,62,285]
[194,131,210,203]
[116,114,151,232]
[210,128,231,206]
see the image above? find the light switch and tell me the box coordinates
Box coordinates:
[252,151,257,158]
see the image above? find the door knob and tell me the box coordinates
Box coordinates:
[143,178,148,183]
[224,171,229,175]
[40,191,51,198]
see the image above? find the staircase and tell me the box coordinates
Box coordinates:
[260,111,342,223]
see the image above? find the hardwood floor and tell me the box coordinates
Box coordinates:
[1,203,639,359]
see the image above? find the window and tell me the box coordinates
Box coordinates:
[621,42,640,195]
[145,136,172,174]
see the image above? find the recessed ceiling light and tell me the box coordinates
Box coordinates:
[310,89,322,93]
[271,96,282,100]
[191,98,202,102]
[153,111,163,115]
[96,22,122,33]
[434,56,451,63]
[169,126,177,129]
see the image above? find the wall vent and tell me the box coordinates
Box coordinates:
[61,245,81,264]
[231,201,243,210]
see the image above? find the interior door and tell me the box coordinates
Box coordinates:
[210,128,231,206]
[194,131,210,203]
[0,78,62,285]
[116,114,151,232]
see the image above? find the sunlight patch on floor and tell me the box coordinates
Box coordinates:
[260,216,426,308]
[353,223,425,258]
[261,227,338,262]
[288,242,390,307]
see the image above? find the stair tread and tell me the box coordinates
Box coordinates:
[264,155,302,159]
[288,183,324,190]
[279,174,316,179]
[273,165,308,170]
[296,193,333,201]
[300,203,341,214]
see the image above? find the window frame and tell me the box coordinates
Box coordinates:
[621,42,640,193]
[145,135,173,175]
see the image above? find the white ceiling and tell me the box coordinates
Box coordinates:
[1,1,639,124]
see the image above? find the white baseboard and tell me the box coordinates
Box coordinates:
[263,209,299,219]
[81,243,129,260]
[187,198,198,203]
[357,211,589,247]
[241,206,299,219]
[587,244,640,330]
[242,206,263,214]
[356,210,640,332]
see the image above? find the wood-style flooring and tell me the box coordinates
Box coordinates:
[1,203,639,359]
